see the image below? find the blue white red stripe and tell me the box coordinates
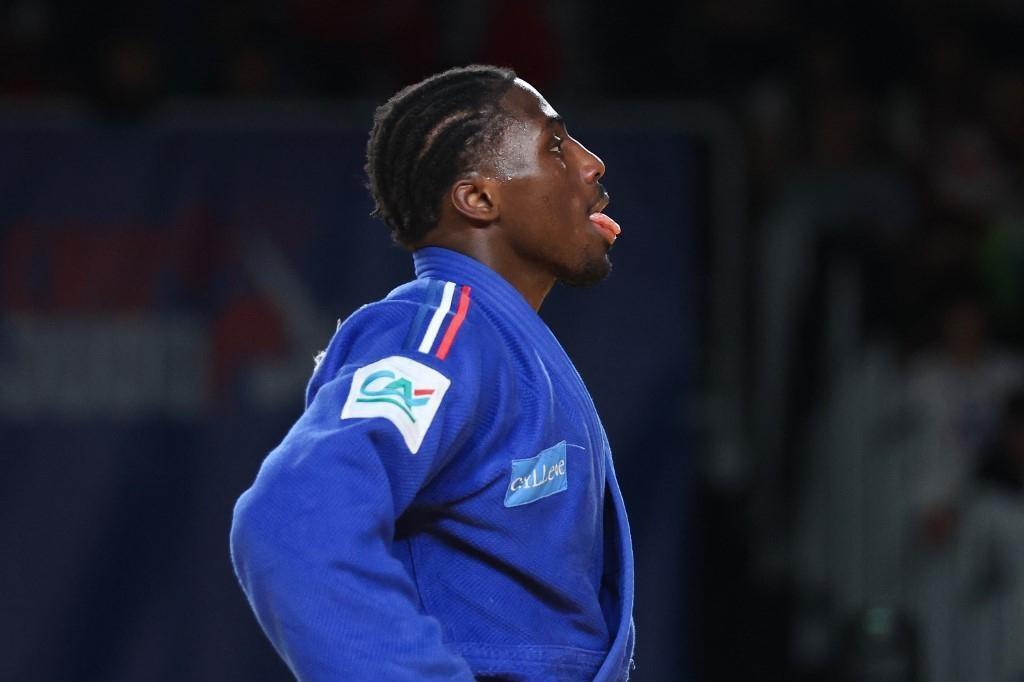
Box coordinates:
[413,280,471,359]
[417,281,456,353]
[435,285,471,360]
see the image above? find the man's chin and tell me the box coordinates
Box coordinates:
[558,255,612,288]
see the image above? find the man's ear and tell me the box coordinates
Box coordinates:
[450,175,499,224]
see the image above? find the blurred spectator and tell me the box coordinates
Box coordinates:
[929,127,1012,221]
[287,0,439,95]
[223,44,280,96]
[906,289,1023,537]
[975,390,1024,495]
[93,33,160,118]
[201,0,289,97]
[904,289,1023,682]
[954,390,1024,682]
[978,210,1024,345]
[0,0,56,95]
[983,60,1024,166]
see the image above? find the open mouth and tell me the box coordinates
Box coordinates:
[588,192,620,245]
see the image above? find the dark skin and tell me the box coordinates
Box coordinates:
[410,78,613,311]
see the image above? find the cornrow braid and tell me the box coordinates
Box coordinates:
[365,64,518,246]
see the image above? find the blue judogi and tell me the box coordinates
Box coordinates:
[230,247,634,680]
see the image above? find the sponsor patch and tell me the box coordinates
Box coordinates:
[504,441,568,508]
[340,356,450,454]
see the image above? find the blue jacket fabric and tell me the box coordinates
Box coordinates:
[230,247,635,680]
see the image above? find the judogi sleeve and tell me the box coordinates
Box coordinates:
[229,301,482,681]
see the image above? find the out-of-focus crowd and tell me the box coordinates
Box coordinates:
[736,4,1024,681]
[0,0,573,115]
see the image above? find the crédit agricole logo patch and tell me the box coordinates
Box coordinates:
[355,370,435,421]
[341,356,450,454]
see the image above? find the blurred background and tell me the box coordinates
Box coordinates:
[3,0,1024,680]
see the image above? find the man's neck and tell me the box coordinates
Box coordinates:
[416,233,555,312]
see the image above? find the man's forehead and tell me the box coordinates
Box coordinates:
[508,78,560,124]
[478,78,561,178]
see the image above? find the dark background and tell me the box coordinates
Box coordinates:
[3,1,1024,681]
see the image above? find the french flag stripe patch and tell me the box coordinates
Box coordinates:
[435,285,471,360]
[417,281,456,354]
[404,280,439,349]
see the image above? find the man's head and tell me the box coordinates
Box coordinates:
[366,65,615,293]
[365,65,518,246]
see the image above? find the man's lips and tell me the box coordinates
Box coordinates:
[589,212,621,245]
[587,190,619,245]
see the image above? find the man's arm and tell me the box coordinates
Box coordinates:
[230,343,478,680]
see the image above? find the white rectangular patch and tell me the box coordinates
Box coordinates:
[340,356,451,454]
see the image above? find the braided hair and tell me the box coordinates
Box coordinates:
[365,64,518,246]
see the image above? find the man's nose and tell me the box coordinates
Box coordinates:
[578,143,605,184]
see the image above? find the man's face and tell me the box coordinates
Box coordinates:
[486,79,613,287]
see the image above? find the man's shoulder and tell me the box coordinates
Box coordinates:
[327,278,457,341]
[313,277,502,387]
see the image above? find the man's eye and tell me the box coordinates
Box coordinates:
[549,136,563,153]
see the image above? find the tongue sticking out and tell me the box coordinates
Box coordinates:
[589,212,622,245]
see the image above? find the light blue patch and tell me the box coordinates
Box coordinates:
[504,441,568,508]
